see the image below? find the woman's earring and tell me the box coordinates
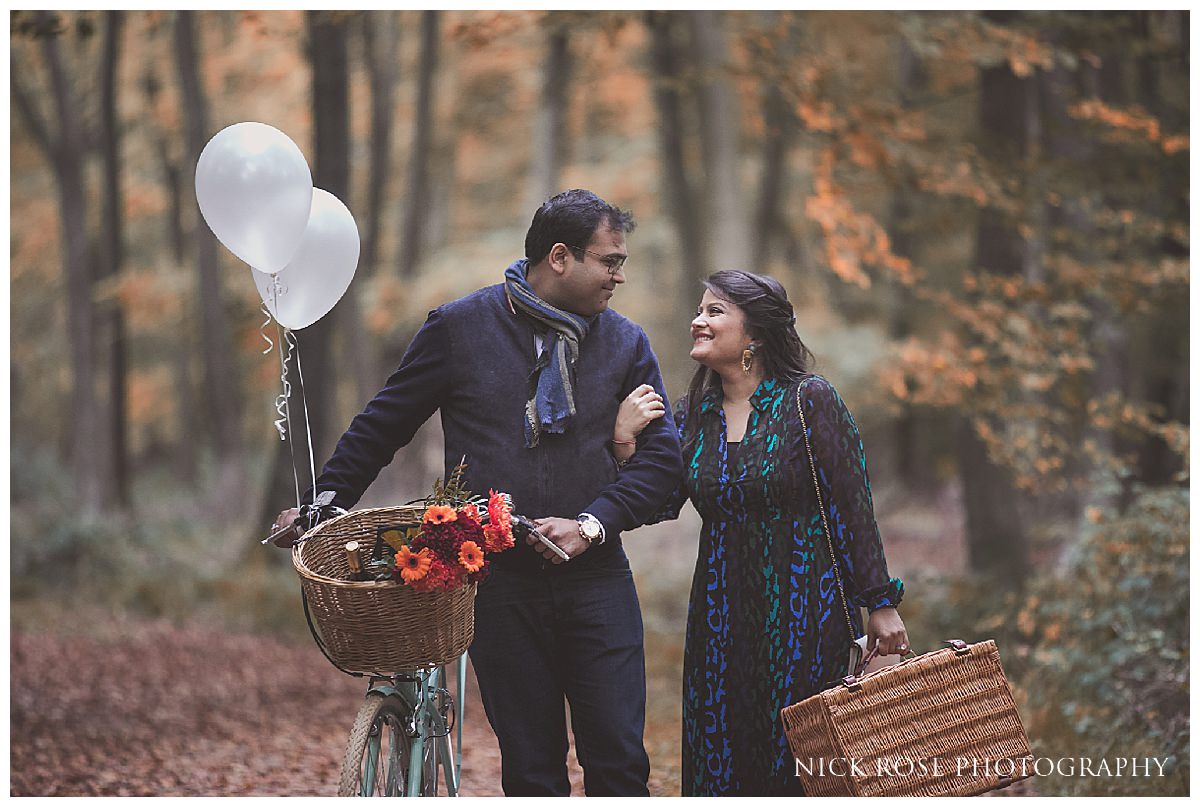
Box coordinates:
[741,345,757,373]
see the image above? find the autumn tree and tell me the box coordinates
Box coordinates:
[646,11,709,287]
[346,10,400,402]
[748,12,801,275]
[139,56,198,483]
[524,15,572,212]
[98,10,130,508]
[174,10,243,461]
[11,11,108,513]
[397,10,440,278]
[688,10,749,271]
[751,11,1188,577]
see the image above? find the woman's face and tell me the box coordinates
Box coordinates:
[690,289,753,370]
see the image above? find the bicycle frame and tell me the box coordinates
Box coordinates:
[362,653,468,796]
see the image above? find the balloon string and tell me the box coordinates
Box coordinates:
[293,334,319,507]
[275,323,302,508]
[261,275,286,355]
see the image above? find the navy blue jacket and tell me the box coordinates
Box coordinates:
[310,283,684,574]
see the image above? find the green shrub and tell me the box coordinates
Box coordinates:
[906,487,1188,796]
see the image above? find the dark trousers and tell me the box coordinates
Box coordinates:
[468,555,651,796]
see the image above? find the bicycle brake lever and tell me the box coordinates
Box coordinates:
[262,492,341,547]
[263,518,305,547]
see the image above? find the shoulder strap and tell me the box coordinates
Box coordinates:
[795,380,857,642]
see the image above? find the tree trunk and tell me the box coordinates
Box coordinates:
[1126,11,1188,486]
[960,16,1033,581]
[99,10,130,509]
[751,14,797,272]
[398,10,439,278]
[524,21,572,212]
[885,36,939,492]
[174,10,242,460]
[687,11,748,271]
[361,11,398,283]
[349,10,399,402]
[142,64,197,483]
[261,10,353,527]
[12,12,105,512]
[303,9,351,463]
[646,11,709,290]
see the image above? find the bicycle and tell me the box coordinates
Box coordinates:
[268,504,544,797]
[336,655,467,796]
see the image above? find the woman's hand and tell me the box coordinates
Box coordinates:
[866,607,909,656]
[612,384,666,463]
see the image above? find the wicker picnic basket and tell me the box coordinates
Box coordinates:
[292,506,476,674]
[780,639,1033,797]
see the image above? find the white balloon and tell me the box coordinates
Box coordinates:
[252,189,360,330]
[196,122,313,273]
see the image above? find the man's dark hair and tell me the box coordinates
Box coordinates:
[524,189,636,264]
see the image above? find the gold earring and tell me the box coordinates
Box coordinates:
[741,346,756,373]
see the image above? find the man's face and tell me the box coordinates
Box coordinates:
[555,225,628,317]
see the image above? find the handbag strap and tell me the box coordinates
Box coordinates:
[795,380,858,645]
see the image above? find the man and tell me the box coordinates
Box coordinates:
[275,189,683,795]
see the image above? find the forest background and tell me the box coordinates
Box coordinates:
[9,9,1190,796]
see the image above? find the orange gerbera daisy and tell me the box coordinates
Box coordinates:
[458,540,485,573]
[487,490,512,530]
[396,545,433,583]
[458,503,481,525]
[423,505,458,526]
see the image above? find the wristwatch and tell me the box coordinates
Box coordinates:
[577,513,605,546]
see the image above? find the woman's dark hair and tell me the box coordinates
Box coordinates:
[682,270,815,450]
[524,189,636,265]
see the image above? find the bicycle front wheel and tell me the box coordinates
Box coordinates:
[338,692,413,796]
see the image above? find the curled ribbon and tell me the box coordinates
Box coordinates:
[260,302,275,356]
[274,328,297,441]
[276,325,302,506]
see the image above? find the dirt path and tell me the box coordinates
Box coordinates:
[11,605,1036,797]
[10,614,514,796]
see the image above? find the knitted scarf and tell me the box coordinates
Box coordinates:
[504,258,592,448]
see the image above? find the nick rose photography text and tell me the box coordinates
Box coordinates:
[795,757,1171,779]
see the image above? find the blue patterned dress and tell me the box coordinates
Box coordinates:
[654,374,904,796]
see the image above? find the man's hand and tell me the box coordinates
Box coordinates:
[527,517,591,564]
[268,507,303,547]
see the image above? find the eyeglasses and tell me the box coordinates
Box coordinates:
[567,245,628,276]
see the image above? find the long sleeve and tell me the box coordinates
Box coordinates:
[306,309,452,510]
[799,376,903,612]
[583,329,685,534]
[645,397,690,524]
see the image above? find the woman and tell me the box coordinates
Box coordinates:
[613,270,908,796]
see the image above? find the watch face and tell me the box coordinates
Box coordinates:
[581,519,601,539]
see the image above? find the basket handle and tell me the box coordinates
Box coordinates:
[840,639,970,690]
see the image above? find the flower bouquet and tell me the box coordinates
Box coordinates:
[292,461,515,674]
[374,465,516,592]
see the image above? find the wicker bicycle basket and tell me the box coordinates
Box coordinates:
[780,639,1033,797]
[292,506,476,674]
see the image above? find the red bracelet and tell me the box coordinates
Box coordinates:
[612,438,636,446]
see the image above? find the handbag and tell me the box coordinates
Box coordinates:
[785,381,1033,796]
